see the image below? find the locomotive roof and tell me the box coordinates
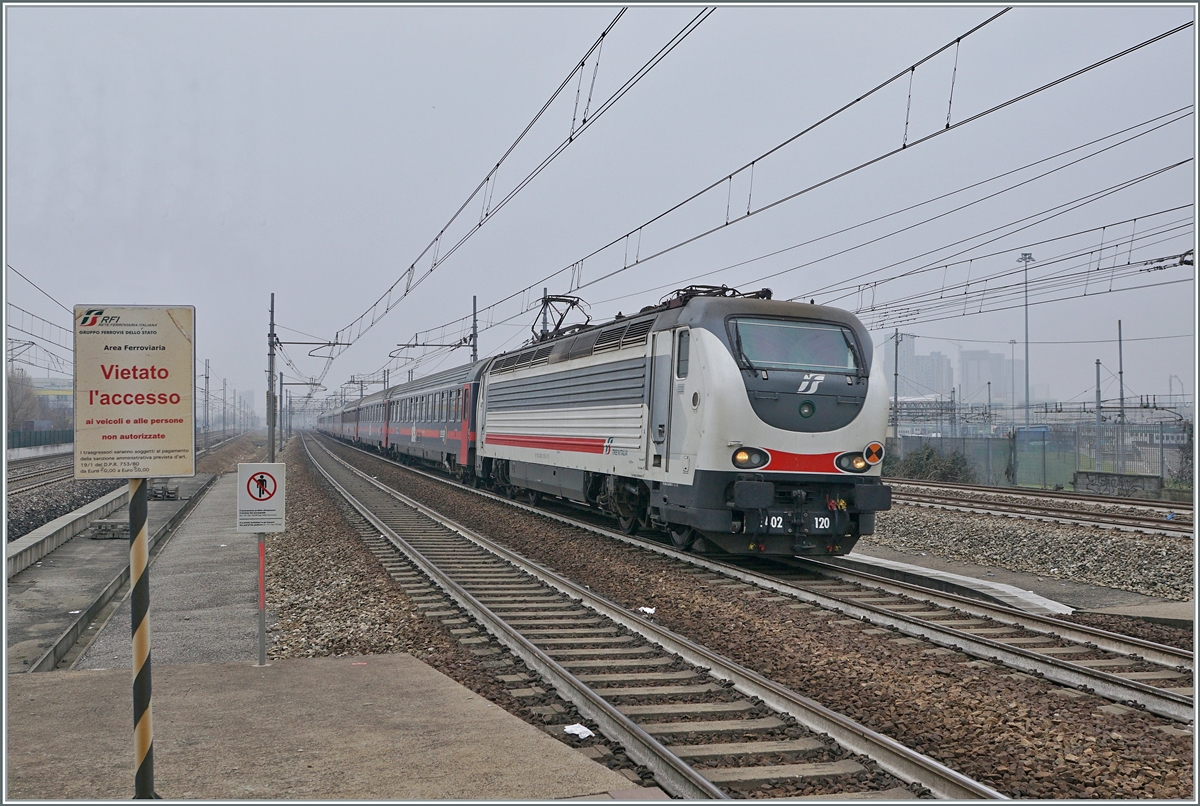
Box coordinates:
[331,294,875,414]
[486,295,874,375]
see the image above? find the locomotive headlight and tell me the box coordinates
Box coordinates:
[798,401,816,418]
[732,448,769,469]
[835,452,871,473]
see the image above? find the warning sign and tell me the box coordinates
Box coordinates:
[237,463,286,533]
[73,305,196,479]
[247,471,278,502]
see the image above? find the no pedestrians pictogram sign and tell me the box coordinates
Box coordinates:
[237,463,286,533]
[247,471,277,501]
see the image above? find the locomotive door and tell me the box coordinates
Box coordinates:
[647,330,674,472]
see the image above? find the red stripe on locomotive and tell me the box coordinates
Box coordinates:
[486,433,608,454]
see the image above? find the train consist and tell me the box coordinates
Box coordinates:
[317,286,891,556]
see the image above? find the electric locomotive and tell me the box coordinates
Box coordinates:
[318,286,891,556]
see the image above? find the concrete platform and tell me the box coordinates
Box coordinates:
[6,473,216,673]
[73,473,259,669]
[5,654,638,800]
[6,473,657,800]
[850,540,1194,628]
[1086,601,1196,630]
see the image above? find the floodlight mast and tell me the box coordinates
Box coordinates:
[1016,252,1035,429]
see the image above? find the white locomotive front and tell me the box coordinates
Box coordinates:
[476,287,891,556]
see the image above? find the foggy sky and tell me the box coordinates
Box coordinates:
[5,3,1196,417]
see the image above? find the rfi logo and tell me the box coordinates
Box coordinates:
[79,309,120,327]
[796,373,826,394]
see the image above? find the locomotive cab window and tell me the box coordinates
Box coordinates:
[676,330,690,379]
[729,318,860,374]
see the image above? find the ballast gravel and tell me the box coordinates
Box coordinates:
[5,433,265,543]
[872,505,1193,602]
[265,440,652,787]
[315,439,1193,800]
[6,478,125,542]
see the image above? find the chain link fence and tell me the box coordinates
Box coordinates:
[885,421,1193,501]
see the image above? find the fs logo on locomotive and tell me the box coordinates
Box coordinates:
[79,309,119,327]
[797,373,826,394]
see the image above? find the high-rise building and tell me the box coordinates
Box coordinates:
[957,348,1026,405]
[882,336,954,398]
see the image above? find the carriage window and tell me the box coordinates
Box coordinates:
[676,330,690,379]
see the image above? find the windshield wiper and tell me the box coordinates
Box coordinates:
[733,326,758,374]
[841,329,865,377]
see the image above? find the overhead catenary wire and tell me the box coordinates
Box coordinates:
[387,16,1190,365]
[808,162,1192,305]
[854,219,1192,316]
[312,7,714,390]
[5,264,73,316]
[587,108,1192,308]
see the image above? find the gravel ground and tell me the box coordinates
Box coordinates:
[6,478,125,542]
[873,505,1193,602]
[317,438,1193,799]
[265,440,654,787]
[5,433,264,543]
[890,481,1193,526]
[1054,612,1194,651]
[196,432,269,476]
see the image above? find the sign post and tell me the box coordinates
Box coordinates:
[237,463,286,666]
[74,305,196,800]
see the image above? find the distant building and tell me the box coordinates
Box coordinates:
[882,336,954,398]
[30,377,73,413]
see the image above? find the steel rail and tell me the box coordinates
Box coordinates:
[308,435,1005,800]
[302,436,729,800]
[890,478,1193,513]
[7,433,240,496]
[893,492,1192,537]
[8,467,76,495]
[800,557,1192,670]
[315,436,1193,724]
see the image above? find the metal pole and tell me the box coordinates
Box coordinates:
[1118,320,1125,475]
[257,532,267,666]
[1018,253,1034,429]
[268,294,276,464]
[892,330,900,440]
[1008,339,1016,433]
[128,478,156,798]
[204,359,210,451]
[1095,360,1102,471]
[1042,430,1047,489]
[541,288,549,339]
[278,370,284,454]
[222,379,227,439]
[472,295,479,363]
[1159,421,1165,483]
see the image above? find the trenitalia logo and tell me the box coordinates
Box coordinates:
[79,309,105,327]
[796,373,826,394]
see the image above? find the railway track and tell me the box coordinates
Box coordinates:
[890,483,1193,537]
[7,459,76,494]
[5,432,245,497]
[303,434,1002,800]
[889,477,1194,513]
[316,435,1193,726]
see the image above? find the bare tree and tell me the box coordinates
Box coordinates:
[6,368,39,428]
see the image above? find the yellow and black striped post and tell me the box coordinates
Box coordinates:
[129,478,158,798]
